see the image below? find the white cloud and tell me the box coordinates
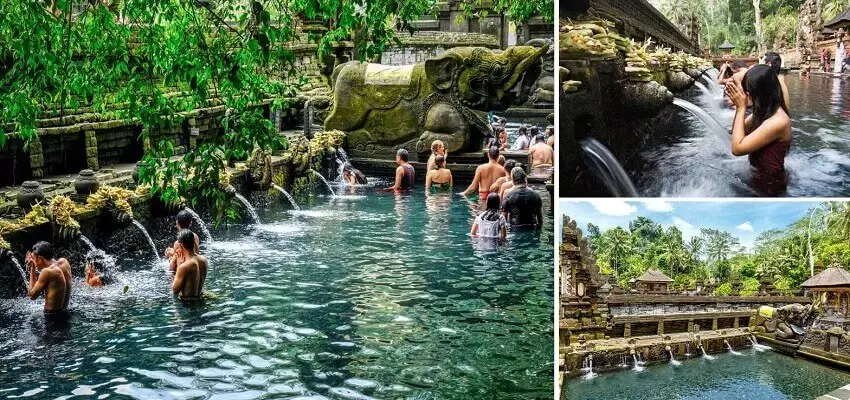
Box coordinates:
[737,221,754,231]
[672,216,700,240]
[642,200,674,213]
[587,200,637,217]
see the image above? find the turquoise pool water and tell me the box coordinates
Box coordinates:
[0,181,553,399]
[565,347,850,400]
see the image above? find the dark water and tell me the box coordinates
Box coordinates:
[0,181,553,399]
[633,74,850,197]
[565,348,850,400]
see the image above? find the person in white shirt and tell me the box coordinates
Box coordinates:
[470,192,507,241]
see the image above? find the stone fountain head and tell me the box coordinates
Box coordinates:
[54,223,82,244]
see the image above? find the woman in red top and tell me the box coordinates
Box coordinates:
[725,64,792,196]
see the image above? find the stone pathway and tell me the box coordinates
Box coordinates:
[818,384,850,400]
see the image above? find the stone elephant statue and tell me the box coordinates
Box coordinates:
[324,45,547,157]
[755,303,819,343]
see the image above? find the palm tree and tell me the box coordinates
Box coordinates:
[603,227,632,279]
[828,202,850,243]
[686,236,704,272]
[701,228,740,279]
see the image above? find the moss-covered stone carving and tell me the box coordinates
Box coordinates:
[324,46,547,157]
[247,148,273,190]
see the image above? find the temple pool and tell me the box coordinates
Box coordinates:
[564,348,850,400]
[0,181,553,399]
[632,74,850,197]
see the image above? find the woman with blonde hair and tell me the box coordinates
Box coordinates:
[426,140,447,171]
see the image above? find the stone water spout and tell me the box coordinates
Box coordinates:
[630,348,645,372]
[621,81,674,118]
[666,345,681,366]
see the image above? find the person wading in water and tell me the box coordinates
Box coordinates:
[726,64,792,196]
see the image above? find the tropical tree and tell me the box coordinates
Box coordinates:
[601,227,632,278]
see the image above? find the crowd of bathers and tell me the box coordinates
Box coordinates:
[340,118,554,241]
[24,211,208,316]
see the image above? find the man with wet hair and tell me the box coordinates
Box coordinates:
[165,210,200,271]
[26,241,72,316]
[172,229,208,301]
[500,168,543,230]
[463,146,508,199]
[529,133,554,169]
[545,126,555,148]
[85,249,113,287]
[383,148,415,192]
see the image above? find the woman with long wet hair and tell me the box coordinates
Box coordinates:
[725,64,792,196]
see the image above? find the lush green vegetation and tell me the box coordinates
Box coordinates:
[652,0,850,55]
[585,202,850,293]
[0,0,551,222]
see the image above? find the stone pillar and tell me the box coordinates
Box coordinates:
[448,5,469,33]
[29,134,44,179]
[624,322,632,338]
[187,118,198,150]
[733,317,740,328]
[657,320,664,336]
[712,318,718,331]
[688,319,694,333]
[84,130,99,170]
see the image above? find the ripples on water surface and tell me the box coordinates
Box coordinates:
[633,74,850,197]
[0,182,553,399]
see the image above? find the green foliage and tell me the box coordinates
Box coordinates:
[715,282,733,296]
[655,0,809,54]
[740,277,760,296]
[587,202,850,293]
[0,0,547,222]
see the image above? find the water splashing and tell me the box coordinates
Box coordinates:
[693,81,713,98]
[672,98,731,147]
[9,256,28,292]
[631,353,645,372]
[725,340,743,355]
[310,169,337,198]
[184,207,212,242]
[667,348,681,366]
[272,184,301,210]
[700,345,716,360]
[581,355,597,380]
[131,220,158,258]
[335,148,350,183]
[80,235,96,251]
[750,335,770,352]
[579,138,640,197]
[233,193,260,224]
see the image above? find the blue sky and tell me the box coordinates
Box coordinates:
[558,200,826,251]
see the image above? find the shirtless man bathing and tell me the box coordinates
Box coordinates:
[172,229,208,302]
[463,146,507,201]
[27,241,72,320]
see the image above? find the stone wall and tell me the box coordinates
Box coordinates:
[380,32,500,65]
